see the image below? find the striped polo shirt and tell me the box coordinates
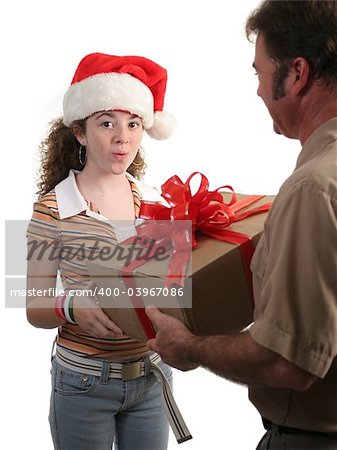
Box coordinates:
[27,169,162,360]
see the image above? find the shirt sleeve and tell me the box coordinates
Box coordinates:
[249,181,337,377]
[26,201,61,251]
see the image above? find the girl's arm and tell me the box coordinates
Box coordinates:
[26,238,62,328]
[26,238,123,337]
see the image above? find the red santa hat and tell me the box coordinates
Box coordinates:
[63,52,176,140]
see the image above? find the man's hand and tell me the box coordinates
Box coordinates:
[146,306,200,371]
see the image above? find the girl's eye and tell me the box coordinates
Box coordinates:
[102,121,113,128]
[129,121,141,129]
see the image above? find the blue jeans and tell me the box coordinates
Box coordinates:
[49,356,172,450]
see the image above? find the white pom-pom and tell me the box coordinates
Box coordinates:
[146,111,177,140]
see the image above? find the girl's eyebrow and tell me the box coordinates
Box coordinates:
[94,111,139,120]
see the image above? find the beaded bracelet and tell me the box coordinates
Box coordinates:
[63,290,77,324]
[54,293,67,321]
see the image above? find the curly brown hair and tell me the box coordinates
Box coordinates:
[37,117,146,198]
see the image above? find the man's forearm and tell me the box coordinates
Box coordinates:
[146,307,317,391]
[188,331,273,386]
[188,330,317,390]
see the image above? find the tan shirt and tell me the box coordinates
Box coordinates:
[249,118,337,432]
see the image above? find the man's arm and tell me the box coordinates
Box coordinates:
[146,307,318,391]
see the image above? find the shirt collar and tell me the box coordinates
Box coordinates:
[296,117,337,169]
[54,169,162,220]
[55,170,87,219]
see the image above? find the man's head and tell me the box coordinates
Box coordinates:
[246,0,337,141]
[246,0,337,96]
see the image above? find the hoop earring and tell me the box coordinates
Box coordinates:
[131,159,143,168]
[131,147,144,168]
[78,145,87,166]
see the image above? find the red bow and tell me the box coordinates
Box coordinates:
[140,172,271,264]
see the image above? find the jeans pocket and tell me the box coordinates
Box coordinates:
[158,361,172,381]
[152,360,173,390]
[52,358,97,396]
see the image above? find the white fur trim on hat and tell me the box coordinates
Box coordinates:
[146,111,177,140]
[63,72,154,127]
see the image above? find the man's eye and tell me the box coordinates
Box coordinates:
[102,121,113,128]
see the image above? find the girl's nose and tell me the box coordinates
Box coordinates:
[113,125,129,144]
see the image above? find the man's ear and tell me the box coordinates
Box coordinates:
[291,57,311,94]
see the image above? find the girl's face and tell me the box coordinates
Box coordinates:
[76,110,143,175]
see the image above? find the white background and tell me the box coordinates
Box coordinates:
[2,1,301,449]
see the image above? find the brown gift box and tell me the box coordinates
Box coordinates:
[86,193,274,342]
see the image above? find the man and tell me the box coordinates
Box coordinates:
[146,1,337,449]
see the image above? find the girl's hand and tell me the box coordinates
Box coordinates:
[71,281,124,338]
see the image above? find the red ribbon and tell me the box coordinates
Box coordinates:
[119,221,184,339]
[122,172,272,339]
[141,172,271,288]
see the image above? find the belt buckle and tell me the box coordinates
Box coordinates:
[122,360,143,380]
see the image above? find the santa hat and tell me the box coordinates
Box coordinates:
[63,52,176,140]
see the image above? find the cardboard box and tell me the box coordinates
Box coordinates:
[87,193,274,342]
